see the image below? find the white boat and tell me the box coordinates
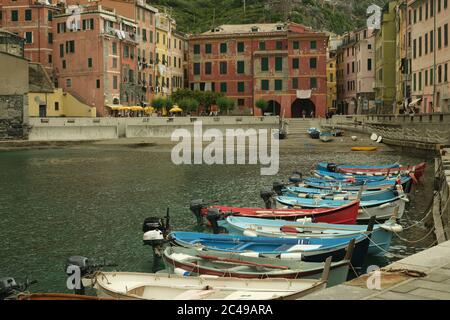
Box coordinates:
[91,269,329,300]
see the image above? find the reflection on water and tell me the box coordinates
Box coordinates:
[0,145,436,292]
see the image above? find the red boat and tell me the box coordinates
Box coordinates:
[204,201,360,225]
[336,162,427,180]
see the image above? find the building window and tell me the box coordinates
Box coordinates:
[48,54,52,64]
[194,44,200,54]
[261,57,269,71]
[96,79,100,89]
[113,76,118,89]
[425,69,429,86]
[413,73,416,91]
[237,42,244,53]
[88,58,93,68]
[112,42,117,55]
[430,30,434,52]
[310,57,317,69]
[113,57,117,68]
[310,41,317,49]
[292,78,298,89]
[274,79,282,91]
[310,77,317,89]
[48,10,52,22]
[276,41,283,50]
[25,9,32,21]
[237,82,245,92]
[66,79,72,87]
[368,58,372,71]
[193,63,200,75]
[62,60,66,69]
[60,44,64,57]
[419,36,422,56]
[275,57,283,71]
[205,62,212,75]
[445,24,449,47]
[438,65,442,83]
[220,61,227,74]
[142,29,147,42]
[237,61,245,74]
[25,32,33,44]
[205,43,212,54]
[430,68,434,85]
[220,82,227,93]
[48,33,53,44]
[438,27,442,49]
[220,43,227,53]
[445,63,448,82]
[54,102,59,111]
[292,58,299,69]
[66,40,75,53]
[419,71,422,89]
[413,39,417,58]
[261,80,269,90]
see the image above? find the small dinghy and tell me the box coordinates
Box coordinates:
[319,132,333,142]
[303,176,413,192]
[312,169,392,182]
[351,147,378,152]
[168,228,373,270]
[222,216,399,256]
[192,200,360,225]
[92,271,329,300]
[163,246,351,287]
[307,128,320,139]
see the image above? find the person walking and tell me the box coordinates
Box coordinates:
[302,110,306,120]
[310,110,314,118]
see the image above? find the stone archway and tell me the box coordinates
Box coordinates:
[291,99,316,118]
[267,100,281,116]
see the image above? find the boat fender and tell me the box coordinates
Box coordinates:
[334,196,345,201]
[371,133,378,141]
[295,217,313,224]
[243,229,258,237]
[239,252,260,258]
[143,230,164,241]
[174,268,191,277]
[380,222,404,233]
[279,253,303,260]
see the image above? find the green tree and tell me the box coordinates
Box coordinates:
[255,99,268,114]
[178,98,199,113]
[152,97,166,110]
[217,96,235,115]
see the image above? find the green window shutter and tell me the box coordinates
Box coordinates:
[261,57,269,71]
[261,80,269,90]
[293,41,299,50]
[275,57,283,71]
[88,58,92,68]
[310,77,317,89]
[25,10,32,21]
[310,57,317,69]
[310,41,317,49]
[25,32,32,44]
[205,44,212,54]
[237,61,245,74]
[194,44,200,54]
[48,11,53,22]
[293,58,299,69]
[276,41,283,50]
[59,44,64,57]
[237,42,244,52]
[220,61,227,74]
[12,10,18,22]
[205,62,212,75]
[238,82,245,92]
[275,79,282,91]
[292,78,298,89]
[220,43,227,53]
[220,82,227,93]
[194,63,200,75]
[259,42,266,50]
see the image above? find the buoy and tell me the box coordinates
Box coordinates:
[351,136,358,141]
[370,133,378,141]
[377,136,383,143]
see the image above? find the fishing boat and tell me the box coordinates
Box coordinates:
[351,147,378,152]
[163,246,351,287]
[92,271,329,300]
[168,229,373,270]
[221,216,399,256]
[319,132,333,142]
[307,128,320,139]
[316,162,427,180]
[276,193,406,223]
[303,176,413,192]
[312,169,394,182]
[194,201,360,225]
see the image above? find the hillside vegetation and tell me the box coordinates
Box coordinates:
[151,0,388,35]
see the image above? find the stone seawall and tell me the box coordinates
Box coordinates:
[27,116,280,141]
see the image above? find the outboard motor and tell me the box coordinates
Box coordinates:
[272,181,285,196]
[261,188,276,209]
[65,256,116,295]
[289,171,303,186]
[143,215,169,258]
[327,163,338,172]
[190,199,207,226]
[206,208,228,234]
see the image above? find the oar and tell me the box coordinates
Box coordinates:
[197,254,289,270]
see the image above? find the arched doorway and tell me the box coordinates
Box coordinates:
[291,99,316,118]
[267,100,281,116]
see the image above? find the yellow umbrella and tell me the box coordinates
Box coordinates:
[169,106,183,113]
[130,106,144,111]
[144,106,155,113]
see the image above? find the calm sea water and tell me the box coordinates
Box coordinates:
[0,143,436,292]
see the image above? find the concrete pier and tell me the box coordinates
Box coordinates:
[301,240,450,300]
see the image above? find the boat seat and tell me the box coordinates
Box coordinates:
[174,289,218,300]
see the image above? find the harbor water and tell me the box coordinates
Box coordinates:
[0,142,436,292]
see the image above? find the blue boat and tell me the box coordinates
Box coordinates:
[220,216,398,256]
[319,132,333,142]
[317,162,401,172]
[312,170,392,182]
[303,176,412,192]
[168,231,372,270]
[307,128,320,139]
